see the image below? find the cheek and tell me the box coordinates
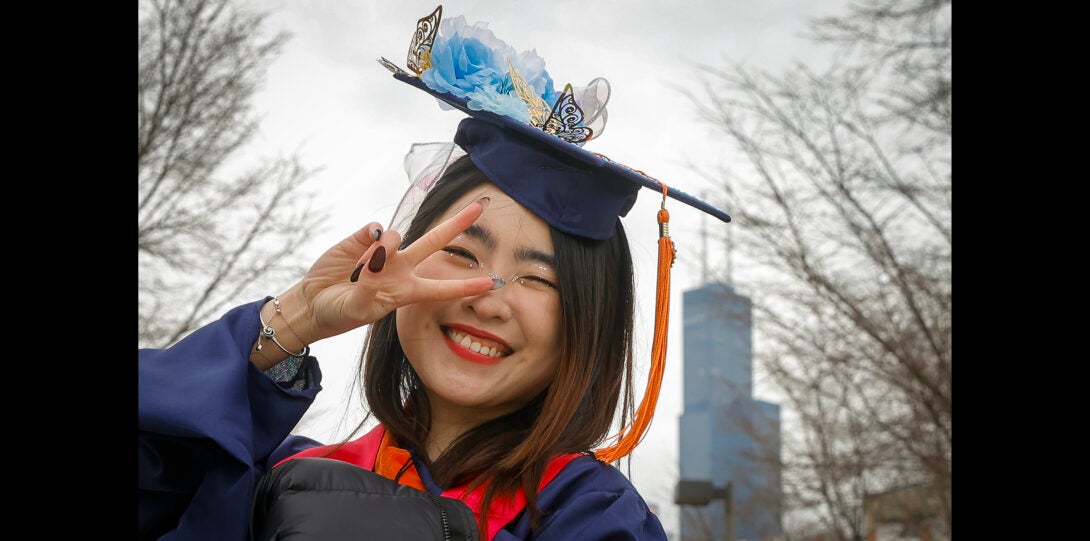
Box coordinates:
[395,297,452,352]
[394,304,425,342]
[525,344,563,398]
[536,298,564,373]
[395,306,431,374]
[521,296,563,348]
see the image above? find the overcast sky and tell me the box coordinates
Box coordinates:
[247,0,851,534]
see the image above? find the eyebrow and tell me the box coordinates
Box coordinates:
[463,224,556,268]
[462,224,497,251]
[515,247,557,269]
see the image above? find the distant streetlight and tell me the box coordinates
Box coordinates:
[674,479,734,541]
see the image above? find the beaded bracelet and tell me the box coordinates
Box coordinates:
[272,297,306,345]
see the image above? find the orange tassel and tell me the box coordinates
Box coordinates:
[595,195,675,464]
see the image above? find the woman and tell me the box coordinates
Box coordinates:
[138,6,730,540]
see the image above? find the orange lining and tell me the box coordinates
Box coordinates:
[374,429,426,491]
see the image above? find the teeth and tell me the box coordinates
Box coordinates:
[446,329,507,358]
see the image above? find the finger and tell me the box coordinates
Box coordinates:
[353,229,402,268]
[348,224,392,282]
[400,197,490,264]
[349,222,385,246]
[414,275,496,303]
[351,229,403,282]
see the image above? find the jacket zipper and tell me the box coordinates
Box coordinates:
[426,493,453,541]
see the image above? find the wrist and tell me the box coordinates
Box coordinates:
[249,291,313,370]
[270,287,317,346]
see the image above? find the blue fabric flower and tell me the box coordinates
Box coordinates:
[421,16,557,123]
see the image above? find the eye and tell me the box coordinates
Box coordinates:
[513,273,558,291]
[512,261,559,291]
[441,246,481,270]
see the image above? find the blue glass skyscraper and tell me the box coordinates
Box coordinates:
[678,282,782,540]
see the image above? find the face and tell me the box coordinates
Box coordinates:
[396,182,562,426]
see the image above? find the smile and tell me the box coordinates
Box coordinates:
[442,325,511,360]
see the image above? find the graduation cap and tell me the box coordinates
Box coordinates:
[378,5,732,463]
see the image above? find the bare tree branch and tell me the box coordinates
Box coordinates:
[138,0,327,348]
[682,0,951,539]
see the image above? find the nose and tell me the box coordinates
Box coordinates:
[462,276,514,321]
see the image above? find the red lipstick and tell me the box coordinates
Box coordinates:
[442,323,510,365]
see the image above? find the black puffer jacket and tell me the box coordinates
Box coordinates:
[250,457,480,540]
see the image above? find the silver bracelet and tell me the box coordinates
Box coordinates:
[257,310,310,358]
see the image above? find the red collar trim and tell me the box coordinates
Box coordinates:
[277,425,583,540]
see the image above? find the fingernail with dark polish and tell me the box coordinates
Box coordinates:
[368,245,387,273]
[373,228,382,241]
[350,263,365,282]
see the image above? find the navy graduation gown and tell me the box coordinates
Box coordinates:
[138,298,666,540]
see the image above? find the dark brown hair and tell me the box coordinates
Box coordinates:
[353,155,635,535]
